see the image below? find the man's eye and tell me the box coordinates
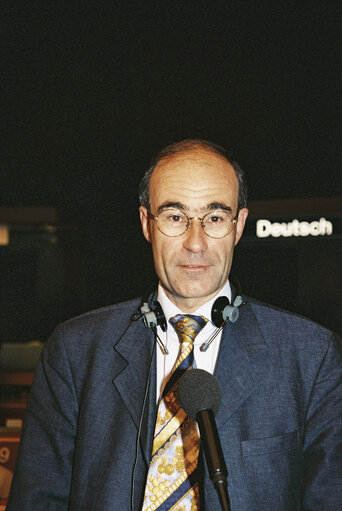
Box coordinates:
[169,215,182,222]
[207,215,223,223]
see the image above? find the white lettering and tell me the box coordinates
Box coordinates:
[256,219,272,238]
[292,219,299,236]
[271,222,282,237]
[256,217,333,238]
[299,221,310,236]
[310,221,320,236]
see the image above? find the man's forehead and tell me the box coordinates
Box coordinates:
[149,148,239,211]
[150,148,237,191]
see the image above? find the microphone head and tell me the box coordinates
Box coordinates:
[178,369,222,420]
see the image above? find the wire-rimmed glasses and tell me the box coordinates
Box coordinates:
[148,208,237,238]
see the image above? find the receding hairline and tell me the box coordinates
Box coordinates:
[151,139,233,168]
[150,145,240,201]
[139,138,248,211]
[148,148,241,215]
[152,144,233,171]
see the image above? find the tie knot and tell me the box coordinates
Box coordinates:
[169,314,208,343]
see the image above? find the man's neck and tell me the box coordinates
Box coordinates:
[157,281,232,317]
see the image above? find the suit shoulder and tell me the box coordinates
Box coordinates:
[242,297,342,371]
[63,297,141,326]
[46,297,143,347]
[245,296,336,341]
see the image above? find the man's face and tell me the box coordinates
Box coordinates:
[139,148,248,312]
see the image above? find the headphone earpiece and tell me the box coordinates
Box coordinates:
[211,295,244,327]
[140,301,167,331]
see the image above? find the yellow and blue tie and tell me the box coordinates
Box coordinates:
[142,314,208,511]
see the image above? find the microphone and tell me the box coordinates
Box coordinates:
[178,369,231,511]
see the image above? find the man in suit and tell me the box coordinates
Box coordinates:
[7,140,342,510]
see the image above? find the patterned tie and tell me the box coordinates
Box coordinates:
[142,314,208,511]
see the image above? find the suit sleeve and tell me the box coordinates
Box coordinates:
[6,324,78,510]
[302,332,342,510]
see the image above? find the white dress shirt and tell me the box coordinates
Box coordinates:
[155,281,232,401]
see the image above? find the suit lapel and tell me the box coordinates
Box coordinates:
[112,318,156,465]
[214,301,269,429]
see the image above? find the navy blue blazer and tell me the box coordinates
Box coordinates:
[7,296,342,510]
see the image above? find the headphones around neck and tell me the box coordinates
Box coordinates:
[131,282,245,354]
[133,292,245,329]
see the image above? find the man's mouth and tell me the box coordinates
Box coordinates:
[179,264,210,270]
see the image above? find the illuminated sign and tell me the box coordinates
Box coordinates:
[0,225,9,246]
[256,217,333,238]
[241,199,341,242]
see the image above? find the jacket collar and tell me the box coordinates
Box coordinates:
[112,316,156,466]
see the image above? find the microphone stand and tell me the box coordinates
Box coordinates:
[197,409,231,511]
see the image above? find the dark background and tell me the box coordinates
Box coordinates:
[1,2,341,342]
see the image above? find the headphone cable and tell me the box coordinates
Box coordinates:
[131,334,156,511]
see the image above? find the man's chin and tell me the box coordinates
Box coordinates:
[169,282,223,303]
[159,268,226,305]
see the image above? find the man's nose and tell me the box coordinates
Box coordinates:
[182,218,208,253]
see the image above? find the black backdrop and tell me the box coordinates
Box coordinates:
[1,2,341,341]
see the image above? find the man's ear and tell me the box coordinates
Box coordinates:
[139,206,152,243]
[234,208,248,246]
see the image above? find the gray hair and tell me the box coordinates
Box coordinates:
[139,139,248,212]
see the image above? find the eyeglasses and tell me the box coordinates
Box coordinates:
[148,208,238,238]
